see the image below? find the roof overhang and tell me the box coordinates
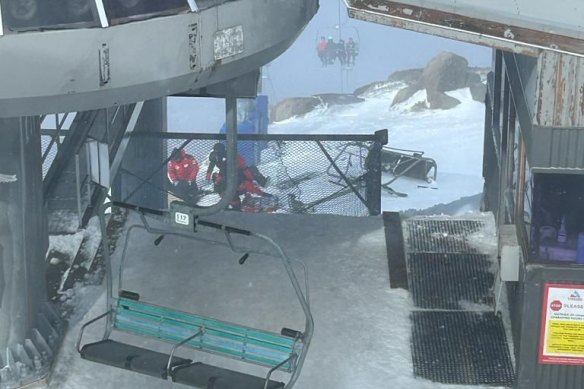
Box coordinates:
[345,0,584,58]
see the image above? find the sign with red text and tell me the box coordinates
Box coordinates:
[540,283,584,364]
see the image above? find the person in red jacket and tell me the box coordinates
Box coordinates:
[168,148,199,203]
[316,36,328,66]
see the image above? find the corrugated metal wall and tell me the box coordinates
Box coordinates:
[530,126,584,169]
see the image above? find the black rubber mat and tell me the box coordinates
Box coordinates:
[405,219,484,253]
[411,311,514,387]
[383,212,408,289]
[408,253,494,309]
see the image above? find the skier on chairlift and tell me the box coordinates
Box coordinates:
[316,36,328,67]
[326,36,336,65]
[346,37,358,66]
[337,38,347,66]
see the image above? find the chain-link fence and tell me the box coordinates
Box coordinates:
[114,130,387,216]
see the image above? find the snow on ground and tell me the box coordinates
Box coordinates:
[166,84,485,215]
[45,85,497,388]
[49,213,503,389]
[269,85,485,214]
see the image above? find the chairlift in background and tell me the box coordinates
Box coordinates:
[315,25,360,70]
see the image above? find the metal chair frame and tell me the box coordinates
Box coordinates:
[77,201,313,389]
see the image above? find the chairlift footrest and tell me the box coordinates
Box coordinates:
[172,362,285,389]
[80,340,191,379]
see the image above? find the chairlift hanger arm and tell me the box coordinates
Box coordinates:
[111,200,165,220]
[108,200,312,312]
[197,220,252,236]
[126,214,311,312]
[197,220,314,388]
[75,309,112,353]
[109,200,251,236]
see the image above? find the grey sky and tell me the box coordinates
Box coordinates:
[264,1,492,102]
[168,1,493,131]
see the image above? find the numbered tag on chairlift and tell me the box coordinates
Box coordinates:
[174,212,190,226]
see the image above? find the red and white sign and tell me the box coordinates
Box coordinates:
[539,283,584,365]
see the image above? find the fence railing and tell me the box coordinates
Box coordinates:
[115,129,387,217]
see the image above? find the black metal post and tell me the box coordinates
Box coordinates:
[365,129,388,215]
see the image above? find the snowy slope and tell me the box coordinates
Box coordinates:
[268,84,485,214]
[167,83,485,215]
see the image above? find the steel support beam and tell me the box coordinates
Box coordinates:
[0,118,63,388]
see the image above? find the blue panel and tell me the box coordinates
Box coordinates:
[219,96,270,166]
[255,95,269,135]
[0,0,100,32]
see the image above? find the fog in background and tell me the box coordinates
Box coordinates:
[168,1,493,132]
[264,1,492,102]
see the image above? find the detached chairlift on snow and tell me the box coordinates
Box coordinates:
[77,201,313,389]
[301,130,386,215]
[381,146,437,197]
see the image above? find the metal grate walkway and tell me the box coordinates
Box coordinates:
[405,219,484,253]
[403,215,514,387]
[411,311,515,386]
[408,252,494,309]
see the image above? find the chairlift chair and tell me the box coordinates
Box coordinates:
[314,26,360,68]
[381,146,437,183]
[380,146,438,197]
[77,201,313,389]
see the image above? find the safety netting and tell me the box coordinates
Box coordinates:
[113,131,387,217]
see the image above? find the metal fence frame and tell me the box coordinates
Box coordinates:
[123,129,388,216]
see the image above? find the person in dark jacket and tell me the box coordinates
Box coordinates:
[206,143,247,181]
[326,36,336,64]
[206,143,271,210]
[337,39,347,66]
[346,37,358,66]
[206,143,268,187]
